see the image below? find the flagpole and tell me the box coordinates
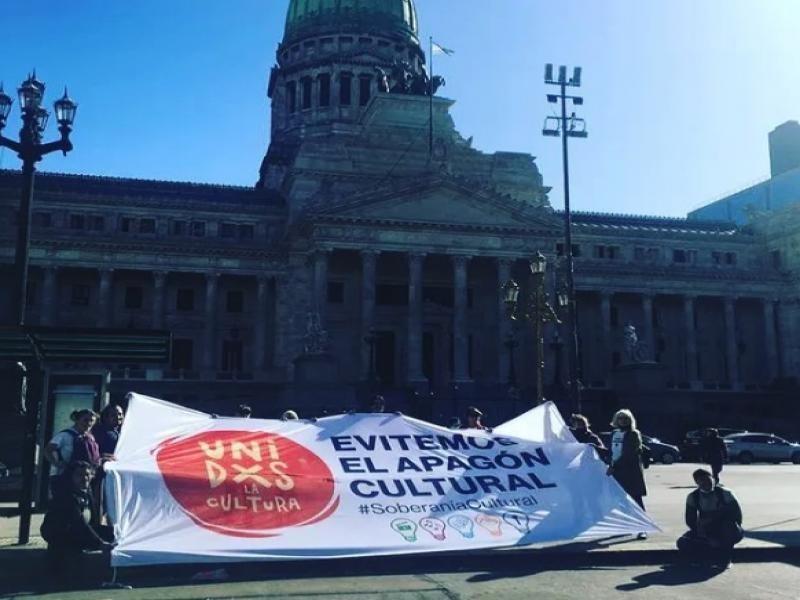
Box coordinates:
[429,36,434,157]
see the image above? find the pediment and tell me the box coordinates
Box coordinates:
[314,177,557,230]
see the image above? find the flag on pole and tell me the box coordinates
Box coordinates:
[431,40,455,56]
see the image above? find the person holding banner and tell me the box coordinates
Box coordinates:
[463,406,490,431]
[606,409,648,538]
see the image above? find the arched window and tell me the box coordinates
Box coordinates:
[287,81,297,113]
[318,73,331,107]
[301,77,313,110]
[339,72,353,106]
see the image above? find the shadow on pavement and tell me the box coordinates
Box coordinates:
[1,544,799,597]
[615,564,724,591]
[745,529,800,547]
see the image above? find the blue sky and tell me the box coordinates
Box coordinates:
[2,0,799,217]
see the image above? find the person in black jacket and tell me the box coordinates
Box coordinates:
[606,409,649,539]
[700,428,728,484]
[40,461,114,573]
[570,414,606,459]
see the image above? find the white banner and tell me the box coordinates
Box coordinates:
[106,394,659,566]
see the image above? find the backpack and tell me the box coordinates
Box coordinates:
[61,428,101,467]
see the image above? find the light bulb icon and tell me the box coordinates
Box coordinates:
[391,518,418,542]
[475,514,503,537]
[447,514,475,539]
[503,511,532,534]
[419,517,447,541]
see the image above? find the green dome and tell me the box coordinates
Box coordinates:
[284,0,418,46]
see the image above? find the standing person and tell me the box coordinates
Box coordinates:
[677,468,743,568]
[281,410,299,421]
[606,408,648,538]
[46,409,101,498]
[40,461,114,575]
[570,414,605,449]
[93,404,124,459]
[463,406,490,431]
[700,428,728,484]
[236,404,252,418]
[369,394,386,413]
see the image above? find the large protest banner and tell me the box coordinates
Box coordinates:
[106,394,659,566]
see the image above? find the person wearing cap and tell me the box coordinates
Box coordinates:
[235,404,252,418]
[281,410,299,421]
[463,407,489,431]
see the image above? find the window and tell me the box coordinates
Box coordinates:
[91,216,104,231]
[725,252,737,266]
[120,217,134,233]
[125,286,144,309]
[556,243,581,257]
[673,249,697,264]
[376,284,408,306]
[239,224,254,240]
[139,218,156,233]
[339,73,352,106]
[226,290,244,312]
[70,284,90,306]
[33,212,52,227]
[287,81,297,113]
[318,73,331,107]
[222,339,243,372]
[172,220,187,236]
[176,288,195,311]
[301,77,312,109]
[219,223,237,238]
[359,75,371,106]
[594,245,606,259]
[327,281,344,304]
[191,221,206,237]
[69,214,85,230]
[711,251,722,265]
[171,339,194,370]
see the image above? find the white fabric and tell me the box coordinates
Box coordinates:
[611,430,625,463]
[106,395,659,566]
[48,429,76,476]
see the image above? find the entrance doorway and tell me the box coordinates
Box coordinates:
[375,331,395,385]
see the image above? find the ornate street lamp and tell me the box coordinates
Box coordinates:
[0,73,77,327]
[0,72,76,545]
[503,251,560,406]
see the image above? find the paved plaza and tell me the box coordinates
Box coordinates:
[0,463,797,599]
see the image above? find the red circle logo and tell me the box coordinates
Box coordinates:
[156,430,338,537]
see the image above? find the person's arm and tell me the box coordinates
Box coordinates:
[725,491,743,526]
[616,430,642,467]
[685,494,698,531]
[719,439,728,462]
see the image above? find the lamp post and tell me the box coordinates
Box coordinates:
[0,73,77,545]
[0,73,77,327]
[543,64,587,414]
[502,251,560,406]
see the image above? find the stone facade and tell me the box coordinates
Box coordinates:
[1,0,799,440]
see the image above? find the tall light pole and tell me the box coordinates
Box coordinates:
[502,252,560,406]
[0,73,77,326]
[543,64,587,414]
[0,73,77,544]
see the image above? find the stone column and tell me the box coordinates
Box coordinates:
[683,295,699,385]
[407,252,425,383]
[599,290,613,372]
[497,258,513,382]
[763,298,779,384]
[361,250,379,377]
[641,293,655,361]
[98,268,114,328]
[152,271,167,329]
[312,250,329,327]
[452,255,471,382]
[254,275,269,372]
[40,267,58,326]
[723,297,739,387]
[203,273,219,373]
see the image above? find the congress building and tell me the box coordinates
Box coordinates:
[2,0,799,444]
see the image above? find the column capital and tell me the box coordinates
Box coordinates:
[256,273,270,285]
[153,271,168,285]
[408,252,426,267]
[205,272,220,285]
[599,288,614,299]
[450,254,472,268]
[495,256,515,267]
[360,248,380,259]
[98,266,114,276]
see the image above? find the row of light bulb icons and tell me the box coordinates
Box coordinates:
[391,512,535,542]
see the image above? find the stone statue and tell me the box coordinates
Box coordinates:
[374,67,390,93]
[623,323,648,363]
[390,60,412,94]
[303,311,329,355]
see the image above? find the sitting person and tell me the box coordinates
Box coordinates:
[40,461,114,573]
[677,468,743,568]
